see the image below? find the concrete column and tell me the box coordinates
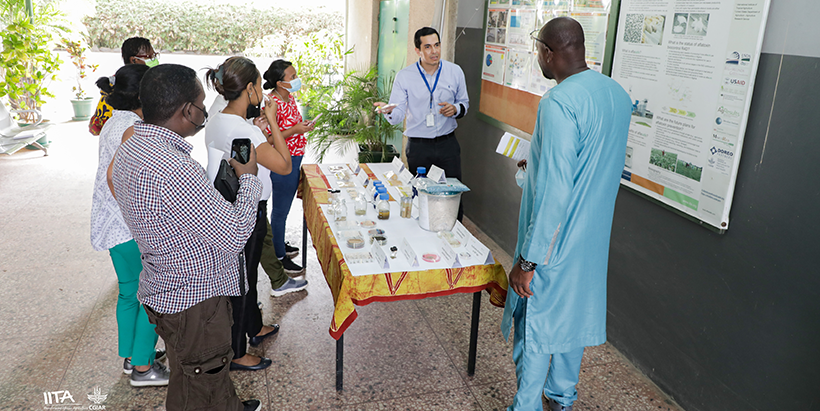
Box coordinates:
[345,0,380,71]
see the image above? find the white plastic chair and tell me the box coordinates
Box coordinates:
[0,102,50,156]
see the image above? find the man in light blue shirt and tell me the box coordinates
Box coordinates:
[502,18,631,411]
[375,27,470,219]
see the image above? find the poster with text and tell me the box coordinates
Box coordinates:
[486,8,510,46]
[482,45,507,84]
[611,0,771,230]
[490,0,511,6]
[504,49,532,90]
[507,9,538,48]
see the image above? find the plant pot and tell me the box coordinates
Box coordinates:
[357,143,399,163]
[70,98,95,121]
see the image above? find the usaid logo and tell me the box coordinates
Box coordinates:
[723,77,747,86]
[710,146,734,157]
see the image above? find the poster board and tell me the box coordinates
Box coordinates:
[479,0,613,134]
[611,0,771,230]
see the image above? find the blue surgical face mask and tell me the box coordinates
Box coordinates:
[515,168,527,188]
[283,78,302,93]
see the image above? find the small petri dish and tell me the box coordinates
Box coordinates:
[347,238,365,249]
[422,253,441,263]
[359,220,377,228]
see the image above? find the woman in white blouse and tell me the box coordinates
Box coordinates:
[204,57,291,371]
[90,64,171,386]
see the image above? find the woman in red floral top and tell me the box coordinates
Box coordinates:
[262,60,315,275]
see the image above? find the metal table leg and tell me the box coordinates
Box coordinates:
[467,291,481,376]
[302,215,307,269]
[336,334,344,391]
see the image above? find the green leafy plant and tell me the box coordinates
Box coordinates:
[0,0,67,123]
[82,0,343,55]
[60,37,98,100]
[308,66,402,162]
[282,30,352,115]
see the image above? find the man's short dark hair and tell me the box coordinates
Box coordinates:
[414,27,440,49]
[140,64,201,125]
[121,37,152,65]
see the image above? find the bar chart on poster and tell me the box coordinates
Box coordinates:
[479,0,613,134]
[611,0,771,230]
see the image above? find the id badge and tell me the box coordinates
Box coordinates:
[426,113,435,127]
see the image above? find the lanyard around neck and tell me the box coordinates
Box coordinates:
[416,61,442,110]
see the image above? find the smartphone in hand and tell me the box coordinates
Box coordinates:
[231,138,252,164]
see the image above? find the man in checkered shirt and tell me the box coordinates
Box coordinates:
[112,64,263,411]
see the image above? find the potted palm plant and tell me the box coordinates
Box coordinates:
[61,37,98,121]
[308,66,402,163]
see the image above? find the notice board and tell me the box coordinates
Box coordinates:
[478,0,614,134]
[611,0,771,230]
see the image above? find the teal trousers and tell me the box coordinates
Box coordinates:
[508,298,585,410]
[109,239,158,366]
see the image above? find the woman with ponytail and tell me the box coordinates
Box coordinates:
[260,60,314,285]
[91,63,171,387]
[203,56,291,372]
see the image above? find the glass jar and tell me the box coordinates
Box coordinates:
[377,193,390,220]
[354,193,368,216]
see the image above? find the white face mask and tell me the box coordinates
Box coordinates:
[515,168,527,188]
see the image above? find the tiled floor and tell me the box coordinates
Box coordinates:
[0,120,684,410]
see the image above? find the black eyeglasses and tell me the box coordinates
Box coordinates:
[530,29,552,53]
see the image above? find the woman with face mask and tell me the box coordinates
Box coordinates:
[204,56,292,372]
[260,60,314,286]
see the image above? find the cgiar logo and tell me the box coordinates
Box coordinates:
[87,386,108,409]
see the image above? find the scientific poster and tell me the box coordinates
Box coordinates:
[571,12,609,72]
[482,45,507,84]
[507,9,538,48]
[504,49,532,90]
[611,0,771,230]
[486,8,510,46]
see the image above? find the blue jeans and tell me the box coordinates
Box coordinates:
[269,155,302,259]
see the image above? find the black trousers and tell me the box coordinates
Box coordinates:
[230,200,266,359]
[406,132,464,220]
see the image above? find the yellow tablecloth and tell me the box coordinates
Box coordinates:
[299,164,509,340]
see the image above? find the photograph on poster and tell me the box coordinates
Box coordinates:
[487,28,497,43]
[642,15,666,45]
[497,28,507,44]
[675,158,703,182]
[630,97,654,127]
[673,13,688,34]
[688,13,709,36]
[625,146,634,169]
[649,148,677,172]
[512,0,536,6]
[623,14,644,43]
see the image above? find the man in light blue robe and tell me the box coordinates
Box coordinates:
[501,18,631,411]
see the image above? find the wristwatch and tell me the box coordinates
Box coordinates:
[518,257,537,272]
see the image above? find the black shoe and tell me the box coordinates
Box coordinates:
[285,241,299,258]
[281,255,305,275]
[242,399,262,411]
[249,324,280,347]
[230,357,272,371]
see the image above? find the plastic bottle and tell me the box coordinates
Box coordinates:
[410,167,431,199]
[377,193,390,220]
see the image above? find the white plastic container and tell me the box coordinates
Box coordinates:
[417,191,462,232]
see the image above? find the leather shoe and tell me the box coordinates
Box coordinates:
[242,399,261,411]
[230,357,272,371]
[249,324,280,347]
[546,396,573,411]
